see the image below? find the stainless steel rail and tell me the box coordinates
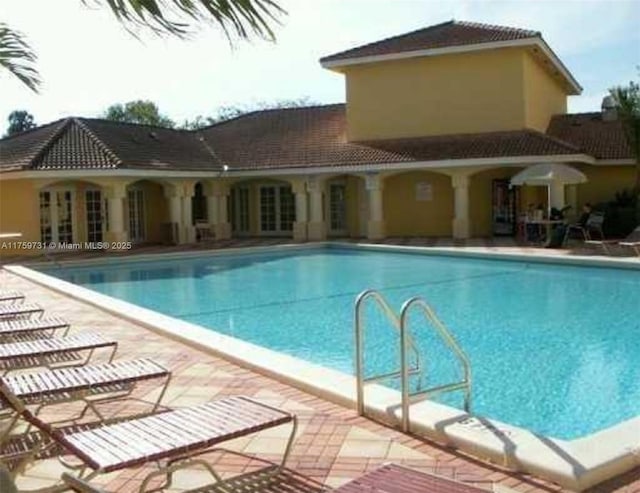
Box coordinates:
[354,289,424,416]
[399,297,472,432]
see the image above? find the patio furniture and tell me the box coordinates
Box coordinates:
[334,463,490,493]
[0,316,70,342]
[0,303,43,320]
[564,211,605,243]
[3,385,296,493]
[0,292,25,304]
[0,359,170,444]
[586,225,640,255]
[195,221,215,242]
[0,333,118,375]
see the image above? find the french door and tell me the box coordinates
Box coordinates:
[127,189,145,243]
[230,186,250,235]
[328,183,347,235]
[39,189,75,243]
[259,185,295,235]
[85,189,104,242]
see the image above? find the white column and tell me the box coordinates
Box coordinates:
[206,194,219,229]
[452,174,470,239]
[292,181,308,242]
[307,177,326,241]
[168,194,182,244]
[181,194,195,243]
[365,174,385,240]
[106,185,127,242]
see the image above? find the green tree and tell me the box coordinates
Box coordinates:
[103,100,175,128]
[6,110,36,136]
[1,0,284,92]
[610,77,640,222]
[181,97,317,129]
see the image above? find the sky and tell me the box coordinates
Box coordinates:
[1,0,639,134]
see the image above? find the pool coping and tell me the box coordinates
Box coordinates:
[6,243,640,491]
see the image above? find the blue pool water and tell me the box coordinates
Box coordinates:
[43,247,640,439]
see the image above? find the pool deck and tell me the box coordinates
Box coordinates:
[1,240,639,492]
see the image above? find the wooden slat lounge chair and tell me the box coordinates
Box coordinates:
[585,225,640,255]
[3,385,297,493]
[334,464,490,493]
[0,316,70,342]
[0,303,43,321]
[0,292,25,304]
[0,359,171,444]
[0,333,118,375]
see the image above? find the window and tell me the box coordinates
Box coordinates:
[85,189,103,242]
[329,183,347,233]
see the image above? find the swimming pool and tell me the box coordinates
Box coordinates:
[41,246,640,440]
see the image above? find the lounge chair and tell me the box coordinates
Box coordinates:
[0,359,170,444]
[0,292,25,304]
[0,316,70,342]
[334,463,491,493]
[0,303,43,320]
[2,378,296,493]
[586,225,640,255]
[564,211,605,243]
[0,333,118,375]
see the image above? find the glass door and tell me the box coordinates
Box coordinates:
[39,189,75,243]
[85,189,104,242]
[127,189,145,243]
[492,179,519,236]
[329,183,347,235]
[231,186,250,235]
[259,185,295,235]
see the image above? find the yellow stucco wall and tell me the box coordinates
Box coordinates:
[575,165,636,207]
[344,48,528,141]
[0,179,40,257]
[523,52,567,132]
[383,171,453,236]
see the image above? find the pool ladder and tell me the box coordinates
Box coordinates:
[354,289,472,432]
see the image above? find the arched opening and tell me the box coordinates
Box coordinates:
[192,182,207,225]
[126,179,169,244]
[37,180,107,244]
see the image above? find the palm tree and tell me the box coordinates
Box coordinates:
[610,79,640,222]
[1,0,284,93]
[0,23,40,92]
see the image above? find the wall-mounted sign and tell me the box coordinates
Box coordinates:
[416,181,433,201]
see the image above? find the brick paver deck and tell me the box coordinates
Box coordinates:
[1,242,638,492]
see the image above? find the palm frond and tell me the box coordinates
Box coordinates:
[84,0,285,41]
[0,24,40,93]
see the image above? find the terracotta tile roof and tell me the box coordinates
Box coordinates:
[79,118,222,170]
[0,118,222,172]
[32,119,120,170]
[320,20,540,64]
[200,104,582,170]
[0,119,68,171]
[1,105,604,175]
[547,112,633,160]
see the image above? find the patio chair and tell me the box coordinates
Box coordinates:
[564,211,605,243]
[334,463,491,493]
[0,292,25,304]
[0,316,70,342]
[0,333,118,375]
[3,379,297,493]
[195,221,215,242]
[0,359,170,445]
[586,225,640,255]
[0,303,44,320]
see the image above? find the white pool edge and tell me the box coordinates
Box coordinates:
[6,245,640,491]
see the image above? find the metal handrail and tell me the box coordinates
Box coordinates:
[354,289,424,416]
[399,297,472,432]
